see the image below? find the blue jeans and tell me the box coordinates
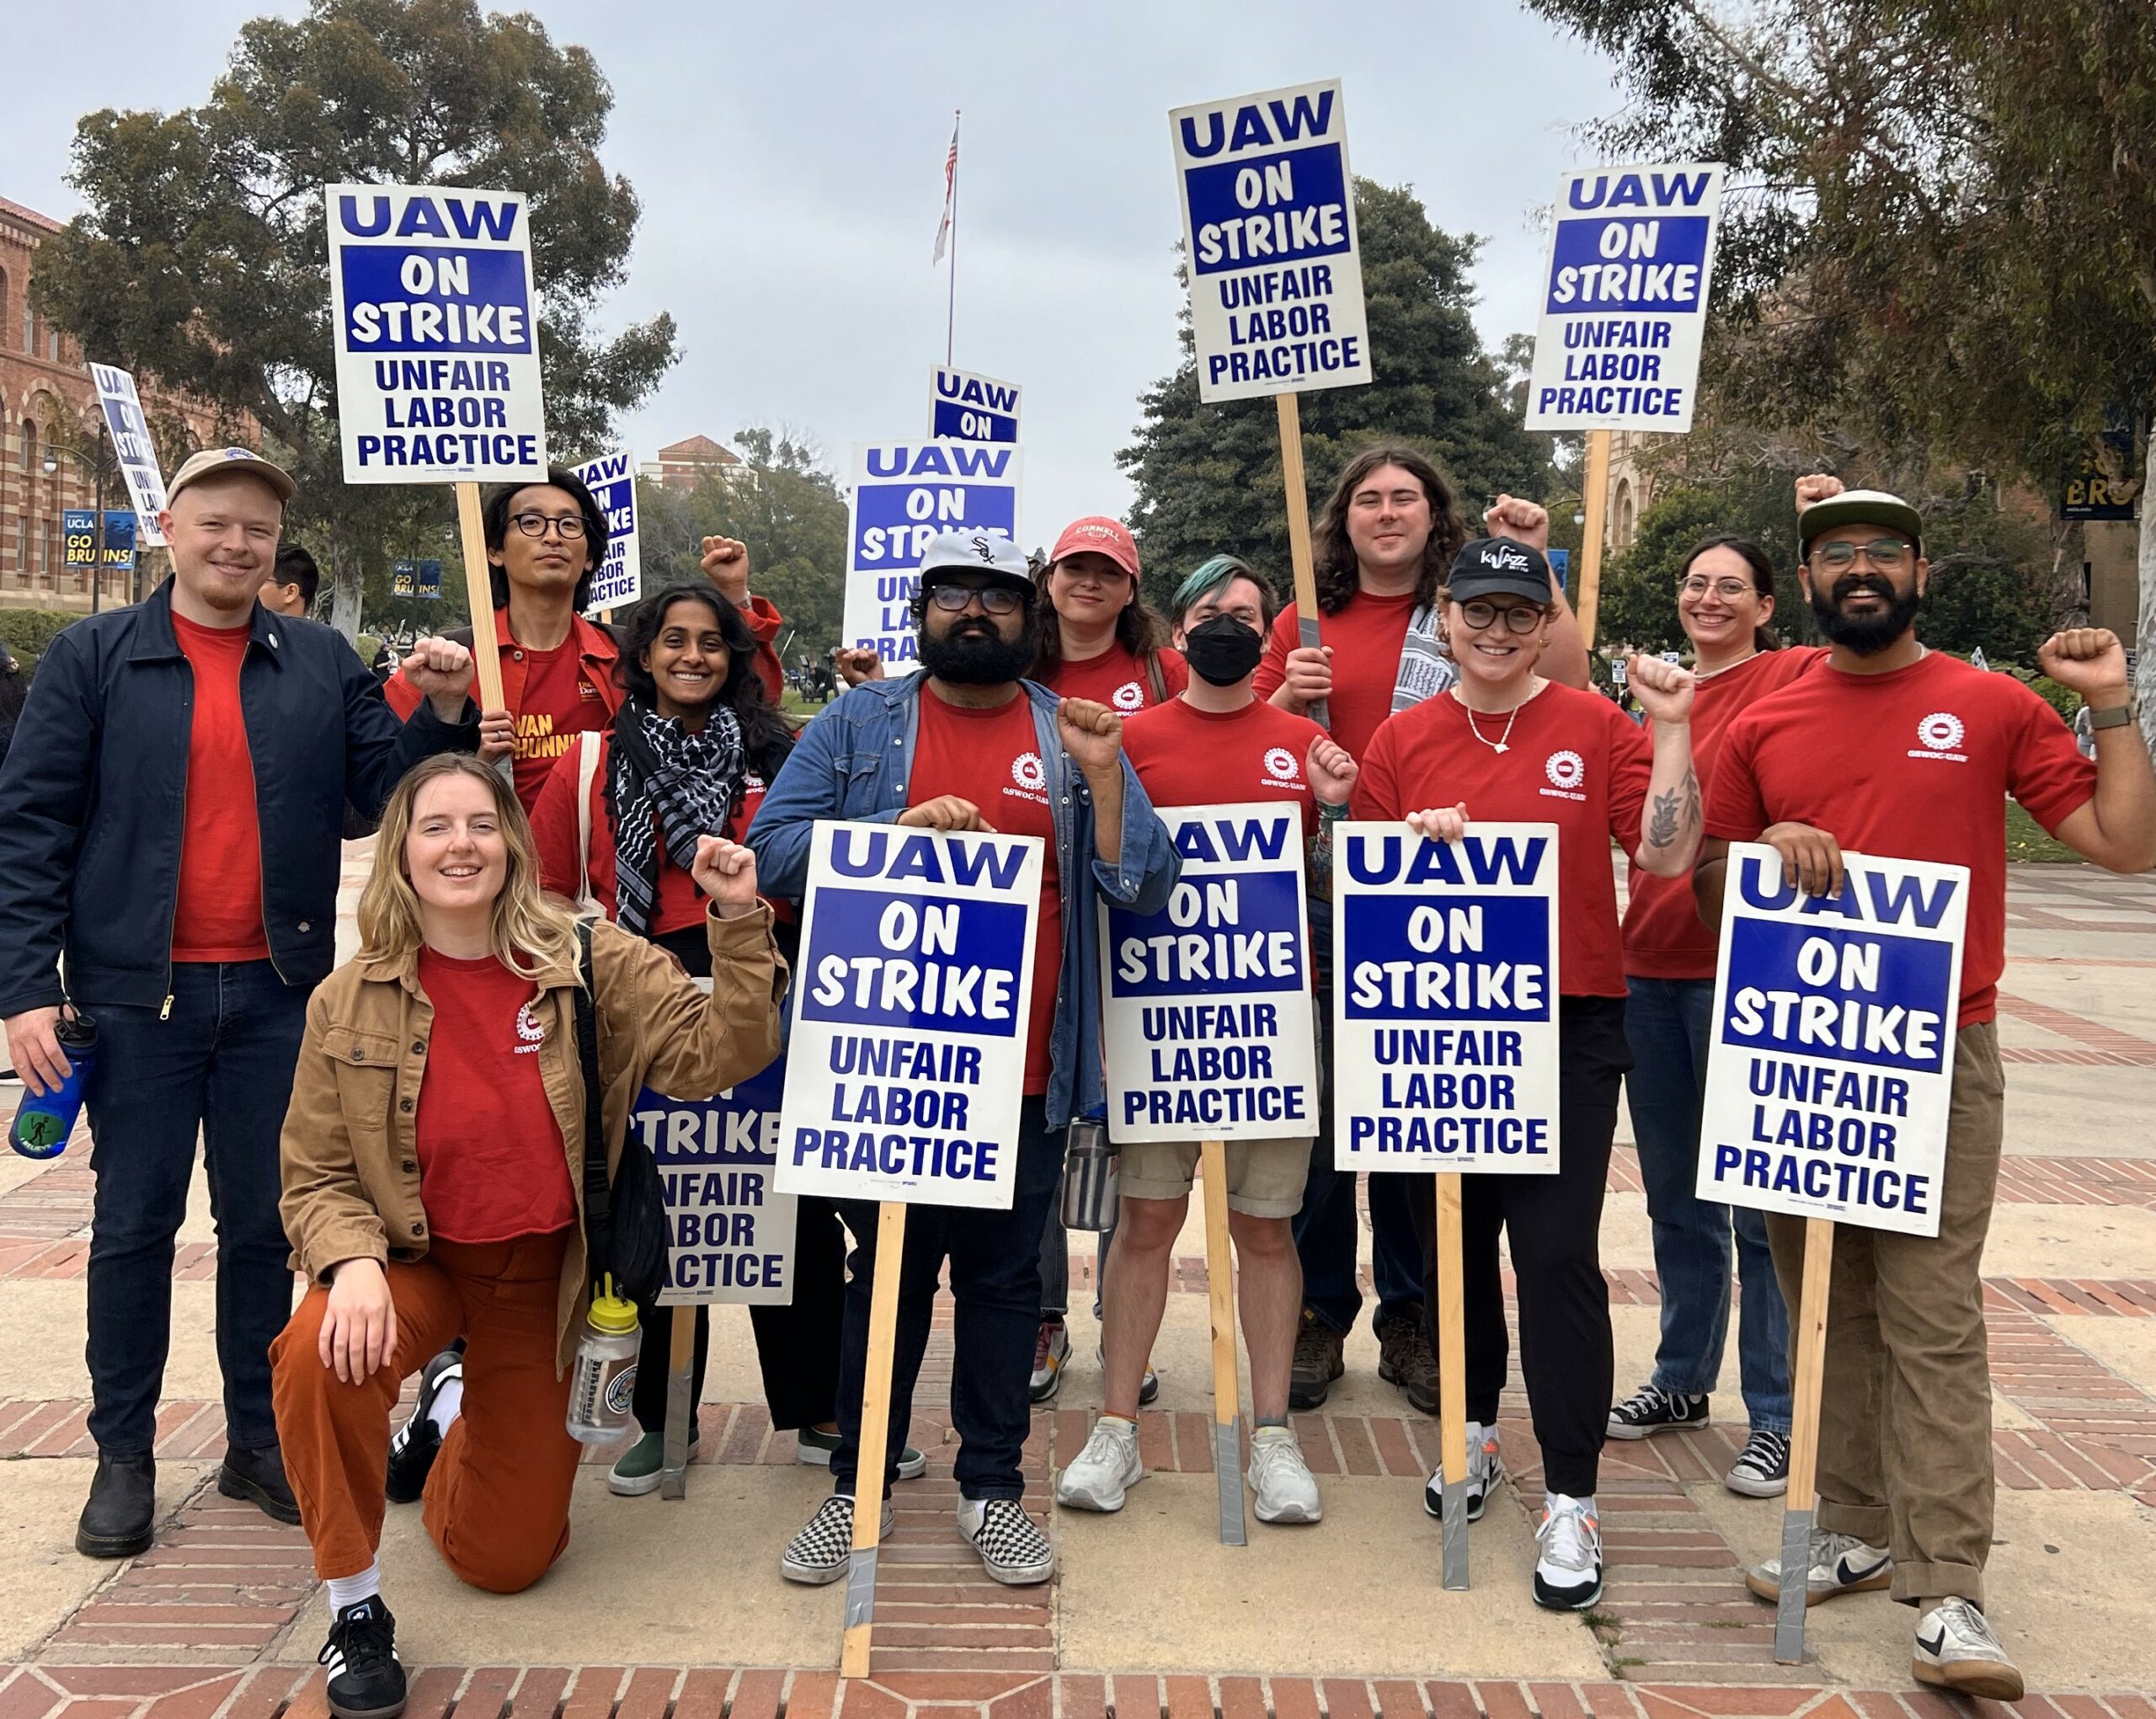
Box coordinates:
[834,1097,1062,1501]
[1625,977,1791,1433]
[83,960,307,1455]
[1293,985,1422,1335]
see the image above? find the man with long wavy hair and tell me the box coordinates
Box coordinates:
[1251,443,1589,1416]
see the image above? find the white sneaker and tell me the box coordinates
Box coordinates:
[1246,1426,1321,1524]
[1422,1422,1502,1523]
[1744,1529,1892,1605]
[958,1497,1054,1585]
[1056,1417,1144,1513]
[1533,1493,1604,1611]
[1913,1599,2025,1701]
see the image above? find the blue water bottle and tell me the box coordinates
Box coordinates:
[10,1014,97,1160]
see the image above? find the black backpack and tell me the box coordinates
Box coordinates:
[573,921,669,1308]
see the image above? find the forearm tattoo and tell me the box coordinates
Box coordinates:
[1647,767,1701,850]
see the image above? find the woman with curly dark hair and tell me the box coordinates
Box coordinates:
[525,581,927,1497]
[1250,443,1593,1423]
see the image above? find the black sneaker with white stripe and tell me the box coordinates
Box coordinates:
[778,1493,895,1585]
[319,1597,405,1719]
[1606,1383,1710,1440]
[1726,1428,1791,1497]
[385,1343,464,1503]
[958,1497,1054,1585]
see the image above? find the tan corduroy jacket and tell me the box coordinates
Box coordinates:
[279,905,787,1373]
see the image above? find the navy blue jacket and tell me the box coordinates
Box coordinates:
[0,583,474,1016]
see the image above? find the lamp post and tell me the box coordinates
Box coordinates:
[43,418,116,613]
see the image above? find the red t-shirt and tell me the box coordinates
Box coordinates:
[1353,682,1653,998]
[509,634,610,811]
[414,950,576,1243]
[1123,696,1328,838]
[170,613,270,964]
[1623,648,1827,979]
[1040,643,1188,716]
[1256,590,1421,764]
[1705,650,2096,1025]
[908,691,1062,1093]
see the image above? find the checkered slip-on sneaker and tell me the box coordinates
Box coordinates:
[957,1497,1054,1585]
[778,1493,895,1585]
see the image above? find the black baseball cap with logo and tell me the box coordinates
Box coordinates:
[1447,537,1554,604]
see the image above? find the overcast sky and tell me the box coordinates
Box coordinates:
[3,2,1620,537]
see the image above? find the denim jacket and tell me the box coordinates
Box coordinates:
[749,673,1180,1127]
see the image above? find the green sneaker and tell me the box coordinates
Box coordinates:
[794,1426,928,1480]
[607,1428,698,1497]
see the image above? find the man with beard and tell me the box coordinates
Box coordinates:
[1695,484,2156,1700]
[750,529,1178,1588]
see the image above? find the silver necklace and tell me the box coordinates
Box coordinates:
[1461,698,1525,755]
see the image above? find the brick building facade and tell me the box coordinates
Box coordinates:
[0,195,225,615]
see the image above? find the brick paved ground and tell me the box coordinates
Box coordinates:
[2,861,2153,1716]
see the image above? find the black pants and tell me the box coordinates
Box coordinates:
[1407,994,1630,1499]
[833,1096,1061,1500]
[630,917,841,1436]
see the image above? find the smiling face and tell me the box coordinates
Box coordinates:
[490,483,595,597]
[1678,545,1772,657]
[642,596,730,718]
[1346,463,1433,579]
[403,771,509,917]
[1800,522,1926,655]
[1046,550,1135,631]
[1444,594,1550,694]
[161,473,284,617]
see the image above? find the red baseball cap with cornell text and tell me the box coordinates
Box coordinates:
[1049,516,1140,579]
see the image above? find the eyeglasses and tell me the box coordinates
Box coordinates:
[927,584,1025,615]
[1678,577,1758,601]
[1811,538,1909,572]
[508,512,588,540]
[1457,599,1547,634]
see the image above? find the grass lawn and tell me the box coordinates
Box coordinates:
[2006,798,2079,862]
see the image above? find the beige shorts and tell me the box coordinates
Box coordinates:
[1118,1136,1313,1219]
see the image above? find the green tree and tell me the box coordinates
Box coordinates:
[1121,181,1555,611]
[638,429,849,661]
[1525,0,2156,739]
[30,0,676,638]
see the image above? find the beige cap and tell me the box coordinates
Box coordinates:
[165,446,297,507]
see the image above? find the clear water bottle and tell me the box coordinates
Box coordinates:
[10,1014,98,1161]
[565,1276,641,1444]
[1059,1109,1119,1233]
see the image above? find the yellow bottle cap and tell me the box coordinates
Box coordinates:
[586,1273,639,1334]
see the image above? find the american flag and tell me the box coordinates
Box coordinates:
[932,115,959,264]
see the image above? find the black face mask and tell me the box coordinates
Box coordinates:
[1182,613,1264,686]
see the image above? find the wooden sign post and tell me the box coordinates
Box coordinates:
[1573,430,1612,649]
[659,1305,696,1501]
[1433,1173,1470,1589]
[1275,393,1330,731]
[1199,1140,1247,1546]
[841,1201,910,1679]
[1775,1217,1835,1663]
[454,483,508,713]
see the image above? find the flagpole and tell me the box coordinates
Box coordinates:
[946,109,960,367]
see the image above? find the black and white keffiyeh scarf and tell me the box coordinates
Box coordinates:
[610,702,745,937]
[1392,602,1459,713]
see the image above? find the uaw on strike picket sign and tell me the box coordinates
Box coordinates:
[930,366,1021,444]
[1524,162,1726,435]
[635,1055,797,1305]
[1171,79,1370,404]
[326,183,547,484]
[1102,803,1318,1144]
[89,365,168,546]
[1696,845,1968,1237]
[839,442,1023,665]
[777,822,1043,1210]
[573,449,642,611]
[1332,825,1561,1172]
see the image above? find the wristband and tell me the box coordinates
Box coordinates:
[2089,701,2138,732]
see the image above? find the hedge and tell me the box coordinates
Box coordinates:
[0,611,84,679]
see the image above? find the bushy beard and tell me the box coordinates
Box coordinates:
[1809,574,1922,656]
[919,618,1032,686]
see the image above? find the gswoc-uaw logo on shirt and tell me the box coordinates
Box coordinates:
[1545,750,1585,791]
[514,1001,545,1054]
[1910,711,1967,762]
[1011,750,1048,794]
[1113,681,1147,713]
[1263,746,1298,781]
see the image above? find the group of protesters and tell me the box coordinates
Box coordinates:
[0,435,2148,1719]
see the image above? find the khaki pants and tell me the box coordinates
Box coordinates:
[1766,1022,2004,1608]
